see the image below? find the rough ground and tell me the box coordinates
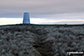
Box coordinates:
[0,24,84,56]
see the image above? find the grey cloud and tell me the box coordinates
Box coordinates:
[0,0,84,18]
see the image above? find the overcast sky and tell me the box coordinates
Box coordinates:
[0,0,84,18]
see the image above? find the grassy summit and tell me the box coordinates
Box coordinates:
[0,24,84,56]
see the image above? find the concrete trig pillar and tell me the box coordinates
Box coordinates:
[23,12,30,24]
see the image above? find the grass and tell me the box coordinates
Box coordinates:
[0,23,84,27]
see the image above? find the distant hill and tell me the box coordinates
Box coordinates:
[0,24,84,56]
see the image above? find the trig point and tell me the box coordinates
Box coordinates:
[23,12,30,24]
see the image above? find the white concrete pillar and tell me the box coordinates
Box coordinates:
[23,12,30,24]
